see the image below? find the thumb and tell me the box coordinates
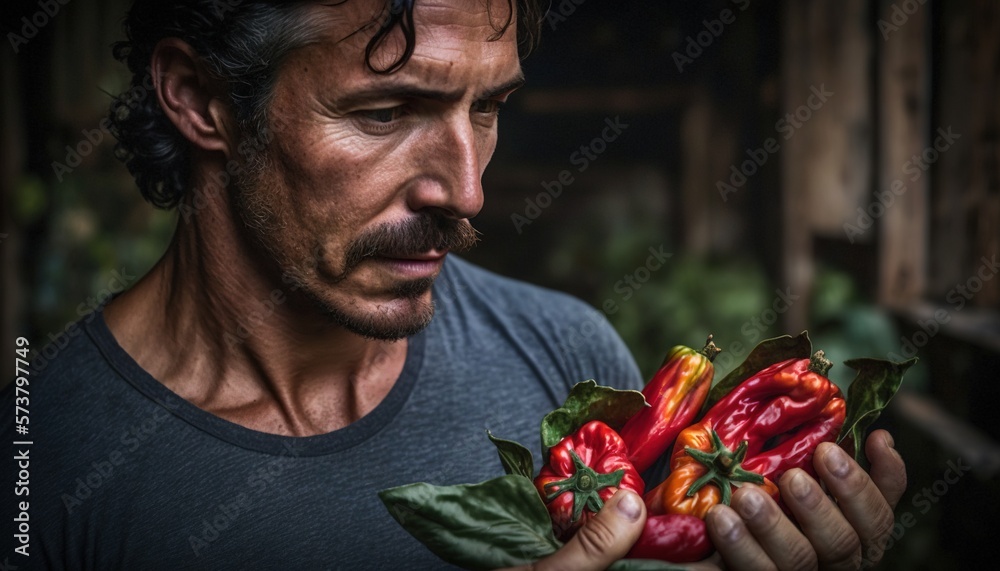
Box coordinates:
[534,490,646,571]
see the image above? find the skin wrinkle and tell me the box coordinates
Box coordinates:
[104,0,523,436]
[260,20,508,282]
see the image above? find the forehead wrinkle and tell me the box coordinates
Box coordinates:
[295,1,387,52]
[387,43,521,99]
[298,0,515,57]
[407,2,519,80]
[415,1,518,43]
[278,1,520,99]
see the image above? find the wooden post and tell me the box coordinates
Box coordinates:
[680,88,737,255]
[929,0,972,297]
[968,0,1000,307]
[782,0,874,331]
[877,0,930,308]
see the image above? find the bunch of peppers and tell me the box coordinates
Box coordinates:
[533,337,847,563]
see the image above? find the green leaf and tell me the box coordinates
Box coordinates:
[703,331,813,412]
[540,380,648,456]
[488,430,534,478]
[378,475,561,571]
[836,357,917,465]
[609,560,692,571]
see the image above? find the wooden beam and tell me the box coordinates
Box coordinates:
[518,86,691,115]
[893,391,1000,479]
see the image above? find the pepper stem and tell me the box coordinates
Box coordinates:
[684,429,766,506]
[543,450,625,523]
[809,350,833,376]
[700,335,722,362]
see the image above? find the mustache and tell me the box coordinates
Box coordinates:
[340,215,480,274]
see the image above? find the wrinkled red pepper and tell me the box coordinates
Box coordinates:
[619,337,720,474]
[533,420,644,541]
[648,351,846,518]
[627,513,713,563]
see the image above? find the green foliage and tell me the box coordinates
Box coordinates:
[488,431,535,479]
[808,265,928,392]
[837,357,918,465]
[31,168,174,338]
[13,175,49,224]
[539,380,647,456]
[379,475,562,570]
[601,254,772,379]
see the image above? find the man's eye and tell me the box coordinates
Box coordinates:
[359,107,405,123]
[471,100,502,115]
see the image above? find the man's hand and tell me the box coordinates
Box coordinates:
[504,489,647,571]
[505,430,904,571]
[704,429,906,570]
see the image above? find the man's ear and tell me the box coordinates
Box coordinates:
[151,38,238,157]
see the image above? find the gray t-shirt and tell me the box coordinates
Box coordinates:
[2,256,643,570]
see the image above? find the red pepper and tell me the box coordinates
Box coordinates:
[627,514,713,563]
[619,337,720,474]
[647,351,846,518]
[534,420,644,541]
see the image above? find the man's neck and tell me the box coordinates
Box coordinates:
[103,179,408,437]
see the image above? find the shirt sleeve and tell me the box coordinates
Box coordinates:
[551,302,645,393]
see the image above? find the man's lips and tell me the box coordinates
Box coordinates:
[372,250,448,279]
[382,250,448,263]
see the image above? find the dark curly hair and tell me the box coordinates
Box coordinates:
[109,0,546,210]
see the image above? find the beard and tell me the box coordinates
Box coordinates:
[231,150,480,340]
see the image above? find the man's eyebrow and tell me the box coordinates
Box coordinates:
[337,73,526,107]
[480,74,526,99]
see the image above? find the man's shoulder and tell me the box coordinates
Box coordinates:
[2,314,133,442]
[5,316,108,396]
[434,256,643,391]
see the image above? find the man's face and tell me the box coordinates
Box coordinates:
[234,0,523,339]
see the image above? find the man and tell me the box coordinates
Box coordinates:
[2,1,905,569]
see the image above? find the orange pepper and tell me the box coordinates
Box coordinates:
[647,423,778,518]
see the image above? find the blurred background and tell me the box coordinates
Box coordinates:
[2,0,999,568]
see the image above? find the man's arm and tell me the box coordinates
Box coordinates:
[504,429,904,571]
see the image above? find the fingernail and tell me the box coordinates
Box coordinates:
[711,506,742,541]
[737,487,764,519]
[789,471,818,506]
[616,491,642,522]
[883,432,895,449]
[825,444,851,478]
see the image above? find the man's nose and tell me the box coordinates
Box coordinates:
[405,114,486,220]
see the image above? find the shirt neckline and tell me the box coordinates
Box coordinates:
[84,310,427,457]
